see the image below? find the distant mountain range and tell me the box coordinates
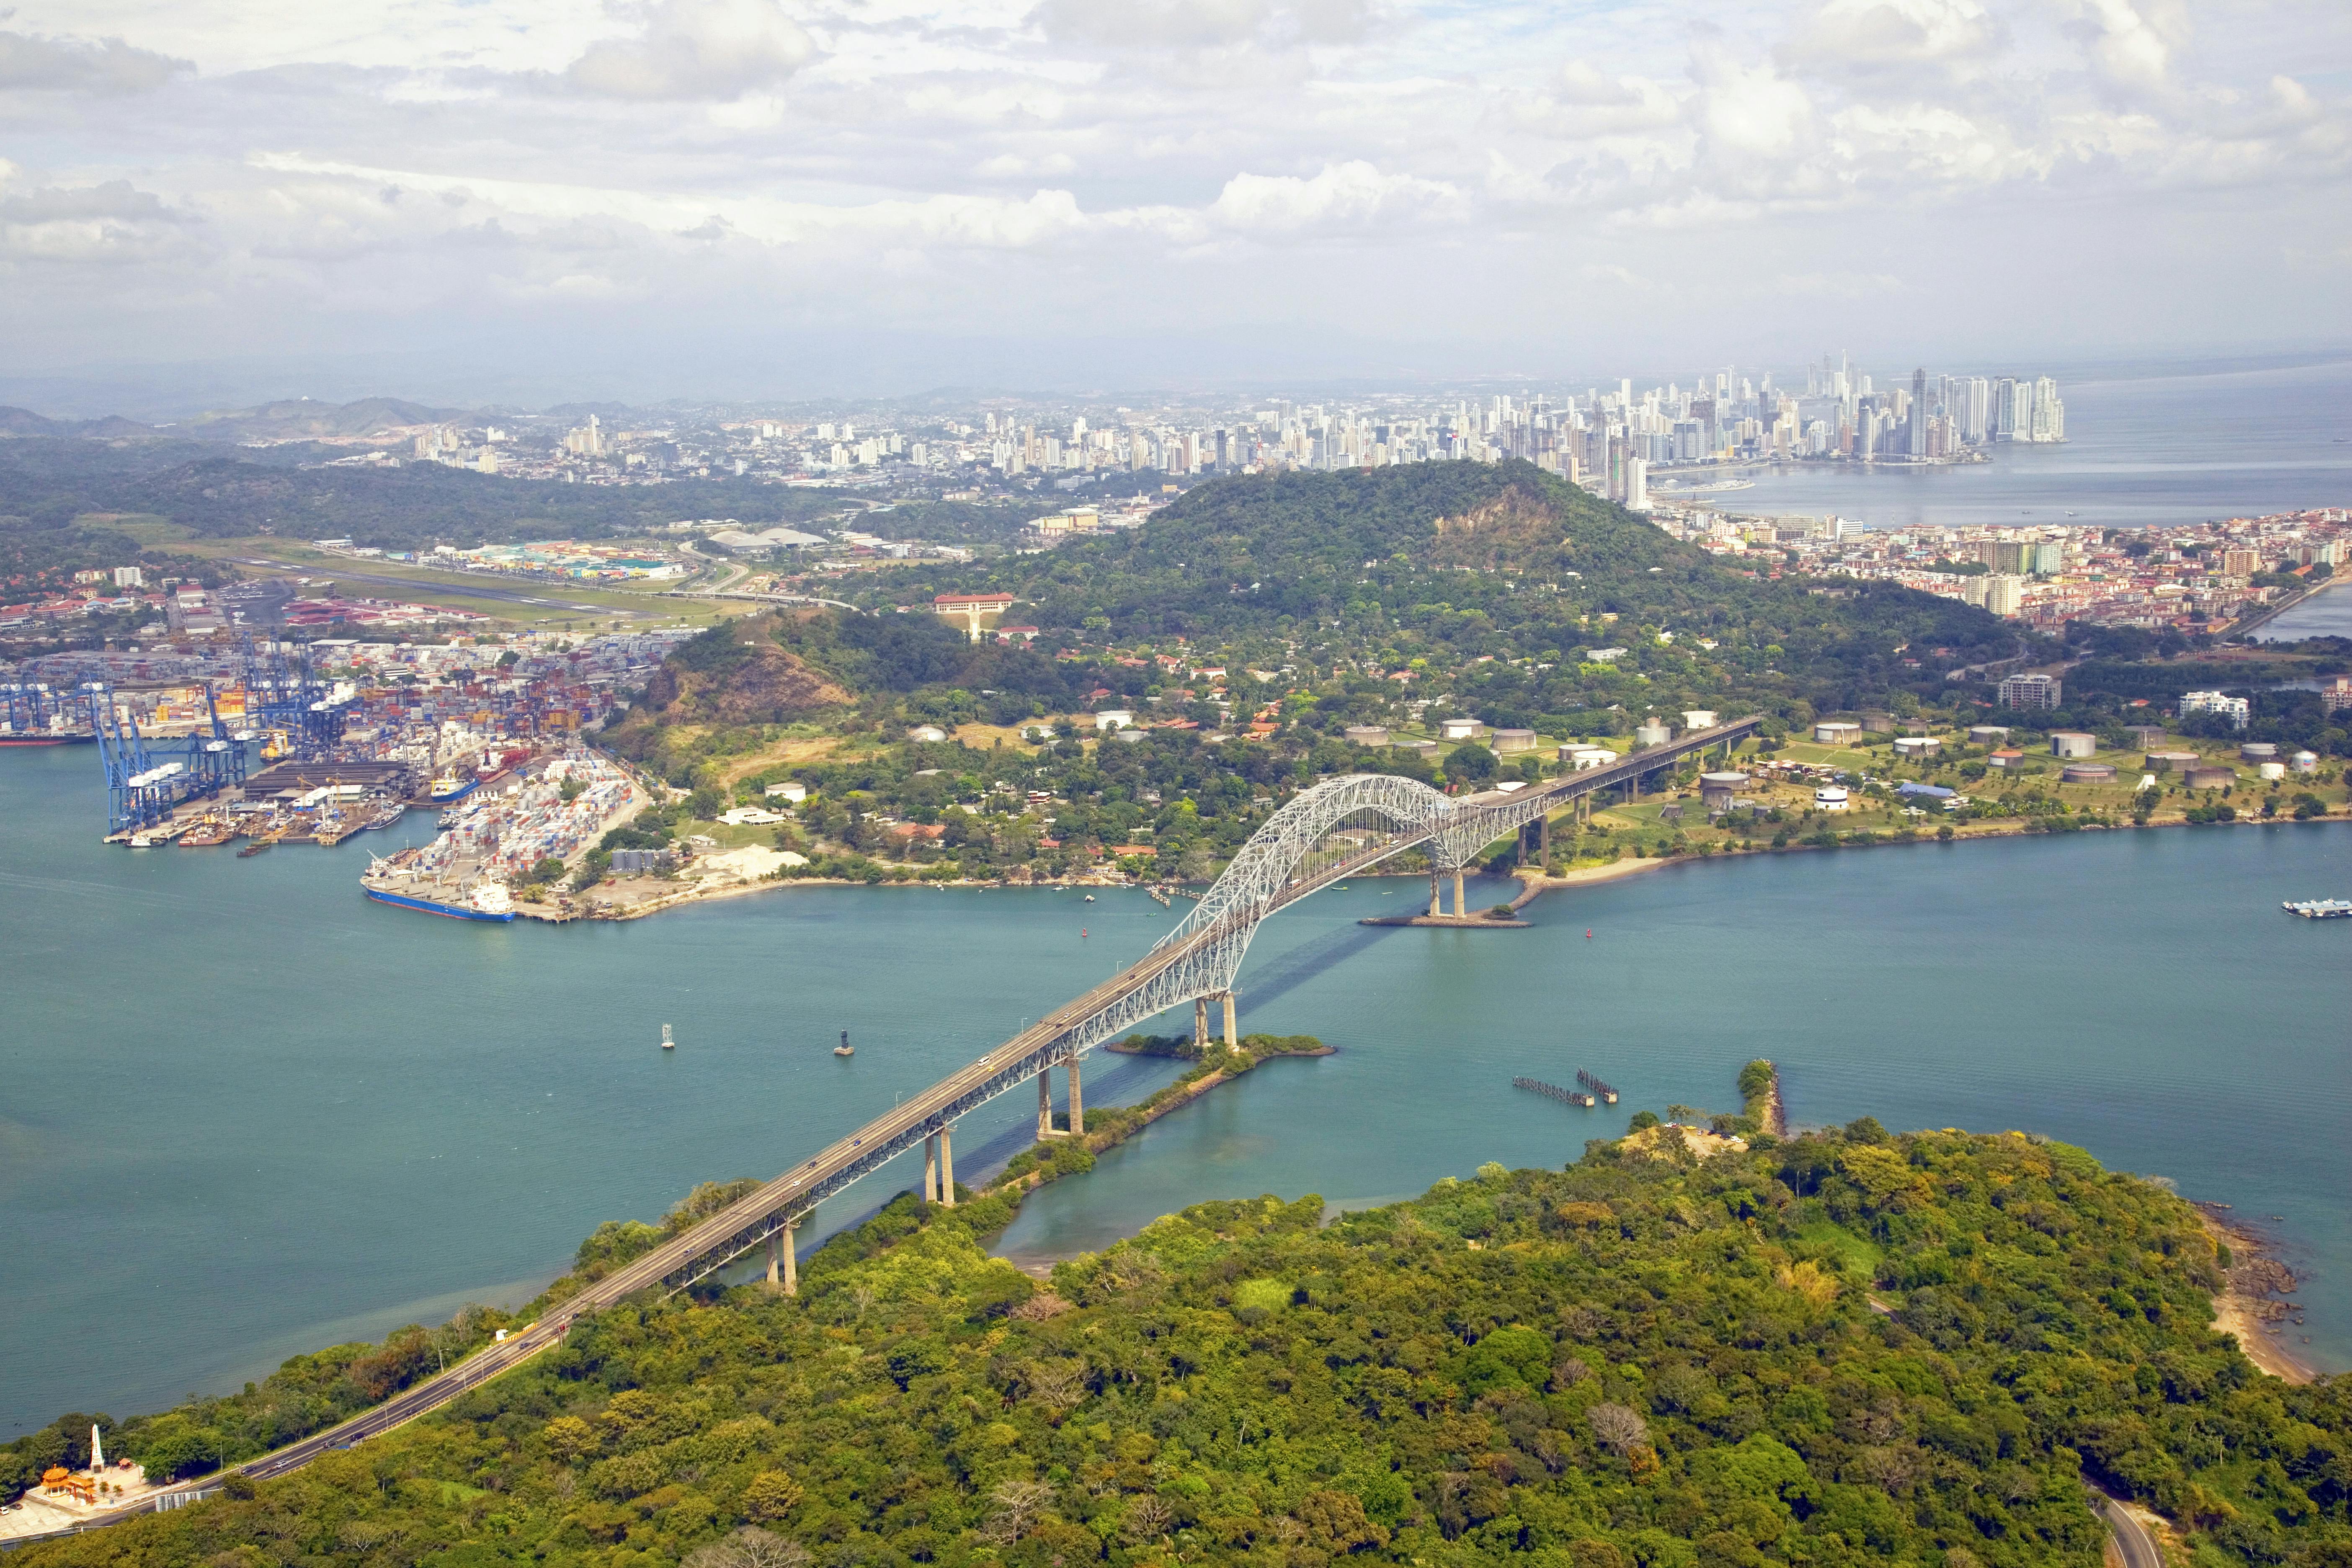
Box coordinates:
[0,396,468,446]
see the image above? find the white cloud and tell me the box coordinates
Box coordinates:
[564,0,815,100]
[0,0,2346,385]
[0,27,187,93]
[1205,160,1458,235]
[1779,0,2002,77]
[1030,0,1369,50]
[0,181,190,263]
[2066,0,2190,97]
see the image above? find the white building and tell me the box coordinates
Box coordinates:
[2182,691,2250,730]
[1814,786,1850,812]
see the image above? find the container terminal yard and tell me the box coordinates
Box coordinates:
[2,631,689,881]
[360,753,647,922]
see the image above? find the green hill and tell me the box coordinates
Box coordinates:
[10,1119,2343,1568]
[880,461,2022,719]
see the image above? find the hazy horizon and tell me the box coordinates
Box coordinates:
[5,0,2348,413]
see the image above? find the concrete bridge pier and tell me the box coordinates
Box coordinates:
[1452,866,1466,915]
[939,1123,954,1207]
[767,1221,797,1295]
[1428,870,1442,917]
[1068,1054,1083,1135]
[923,1134,939,1200]
[1222,990,1238,1053]
[1037,1066,1056,1138]
[1194,995,1210,1052]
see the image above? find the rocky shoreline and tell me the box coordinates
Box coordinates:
[2195,1202,2317,1384]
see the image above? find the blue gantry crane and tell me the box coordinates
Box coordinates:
[84,681,250,837]
[0,681,69,740]
[235,630,351,761]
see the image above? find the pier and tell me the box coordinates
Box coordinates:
[1514,1075,1597,1108]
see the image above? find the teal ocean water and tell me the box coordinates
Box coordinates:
[3,744,2348,1437]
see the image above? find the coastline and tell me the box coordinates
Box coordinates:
[599,809,2352,923]
[2197,1206,2317,1384]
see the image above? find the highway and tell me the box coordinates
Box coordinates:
[66,717,1759,1532]
[2092,1490,2164,1568]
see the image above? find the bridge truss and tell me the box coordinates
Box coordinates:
[585,714,1764,1302]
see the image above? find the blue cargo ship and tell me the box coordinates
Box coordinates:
[364,887,517,922]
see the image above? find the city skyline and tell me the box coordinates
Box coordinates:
[1,0,2347,405]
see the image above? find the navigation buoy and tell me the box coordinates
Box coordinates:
[1081,927,1088,939]
[1586,929,1593,940]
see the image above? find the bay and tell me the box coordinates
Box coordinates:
[1686,356,2352,531]
[3,743,2348,1441]
[2254,580,2352,642]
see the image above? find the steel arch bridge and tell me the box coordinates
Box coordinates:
[96,717,1764,1511]
[554,713,1762,1303]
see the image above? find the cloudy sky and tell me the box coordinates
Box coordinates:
[2,0,2347,407]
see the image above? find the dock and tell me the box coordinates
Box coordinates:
[1577,1069,1619,1104]
[1514,1075,1597,1108]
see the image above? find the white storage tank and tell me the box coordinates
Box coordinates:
[2258,761,2287,781]
[1700,771,1748,809]
[1633,719,1672,748]
[1814,785,1849,812]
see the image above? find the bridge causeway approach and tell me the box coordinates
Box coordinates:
[56,715,1760,1532]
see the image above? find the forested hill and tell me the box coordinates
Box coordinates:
[14,1121,2346,1568]
[0,438,841,543]
[886,461,2022,715]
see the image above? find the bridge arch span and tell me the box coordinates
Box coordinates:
[1152,770,1457,970]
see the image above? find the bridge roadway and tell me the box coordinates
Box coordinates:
[75,716,1761,1526]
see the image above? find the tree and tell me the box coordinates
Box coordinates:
[740,1469,804,1522]
[685,1527,809,1568]
[1444,742,1498,782]
[1589,1403,1649,1456]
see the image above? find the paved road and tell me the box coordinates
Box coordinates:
[2092,1490,2164,1568]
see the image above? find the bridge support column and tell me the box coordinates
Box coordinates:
[923,1134,939,1202]
[1222,990,1238,1054]
[939,1124,955,1207]
[1539,813,1551,870]
[779,1221,798,1295]
[1452,867,1466,916]
[767,1232,780,1287]
[1068,1055,1083,1136]
[1195,995,1210,1053]
[1038,1066,1055,1138]
[1429,871,1442,918]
